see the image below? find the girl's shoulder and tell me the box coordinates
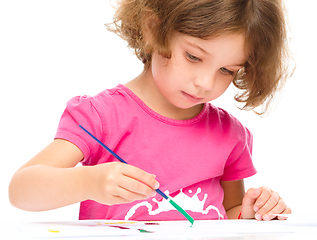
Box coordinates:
[66,84,130,110]
[207,104,244,126]
[206,103,252,139]
[86,84,128,103]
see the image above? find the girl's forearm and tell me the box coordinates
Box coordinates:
[9,165,92,211]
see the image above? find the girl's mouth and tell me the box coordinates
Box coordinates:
[182,91,203,103]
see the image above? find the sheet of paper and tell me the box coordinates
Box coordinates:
[14,218,317,239]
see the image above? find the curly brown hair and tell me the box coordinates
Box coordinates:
[107,0,292,115]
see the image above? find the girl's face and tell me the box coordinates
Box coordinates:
[148,32,247,118]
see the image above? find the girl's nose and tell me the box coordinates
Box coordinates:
[193,72,216,91]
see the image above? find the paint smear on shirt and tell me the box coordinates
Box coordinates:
[125,188,224,220]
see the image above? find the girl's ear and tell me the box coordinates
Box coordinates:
[141,10,159,52]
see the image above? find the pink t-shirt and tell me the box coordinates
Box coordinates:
[55,84,256,221]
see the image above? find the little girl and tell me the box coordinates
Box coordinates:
[9,0,292,221]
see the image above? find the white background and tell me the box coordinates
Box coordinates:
[0,0,316,222]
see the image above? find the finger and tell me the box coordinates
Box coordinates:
[121,164,160,190]
[277,207,292,220]
[118,174,157,198]
[262,200,290,221]
[105,191,142,205]
[107,194,131,205]
[242,188,262,207]
[241,188,262,219]
[253,186,272,213]
[114,185,155,202]
[256,192,282,221]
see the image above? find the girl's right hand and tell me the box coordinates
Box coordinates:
[88,162,160,205]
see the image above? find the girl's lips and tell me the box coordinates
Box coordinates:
[182,91,203,103]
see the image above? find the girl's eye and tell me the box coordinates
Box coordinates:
[220,67,234,76]
[186,53,201,62]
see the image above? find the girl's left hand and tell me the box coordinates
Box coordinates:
[241,186,291,221]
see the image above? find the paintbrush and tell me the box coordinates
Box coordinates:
[79,125,194,226]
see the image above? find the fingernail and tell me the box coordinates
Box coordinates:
[151,191,156,197]
[255,213,262,221]
[254,206,259,212]
[154,182,160,189]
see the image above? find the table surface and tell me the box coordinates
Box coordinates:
[3,217,317,240]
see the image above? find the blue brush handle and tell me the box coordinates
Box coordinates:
[155,188,168,200]
[79,125,127,164]
[79,125,168,200]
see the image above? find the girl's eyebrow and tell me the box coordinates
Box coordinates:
[229,64,246,68]
[185,40,209,55]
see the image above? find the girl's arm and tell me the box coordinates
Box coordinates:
[221,180,291,220]
[221,180,245,219]
[9,139,87,211]
[9,139,158,211]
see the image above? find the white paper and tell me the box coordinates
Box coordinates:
[14,218,317,239]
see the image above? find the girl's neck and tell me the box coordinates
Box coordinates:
[125,69,204,120]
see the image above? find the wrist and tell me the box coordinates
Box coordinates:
[81,165,97,201]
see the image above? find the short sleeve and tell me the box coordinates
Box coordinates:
[55,95,104,165]
[221,127,256,181]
